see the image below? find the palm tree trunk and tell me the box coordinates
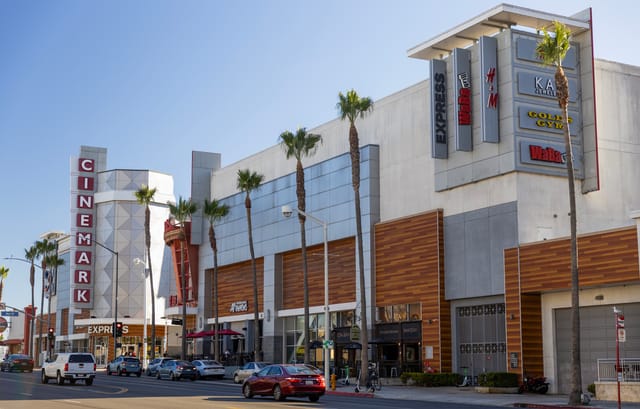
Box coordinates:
[349,122,369,386]
[247,214,260,360]
[213,251,219,362]
[180,239,187,360]
[147,246,156,360]
[30,265,35,357]
[300,219,310,364]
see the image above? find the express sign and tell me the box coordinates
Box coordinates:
[0,317,8,333]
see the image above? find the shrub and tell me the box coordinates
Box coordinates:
[477,372,519,387]
[588,383,596,396]
[400,372,459,386]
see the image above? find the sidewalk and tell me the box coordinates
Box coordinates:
[327,384,640,409]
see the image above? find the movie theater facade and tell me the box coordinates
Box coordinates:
[183,5,640,394]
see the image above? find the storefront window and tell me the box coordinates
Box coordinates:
[376,303,421,323]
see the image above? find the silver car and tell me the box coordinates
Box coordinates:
[156,359,197,381]
[233,361,270,384]
[145,357,173,376]
[107,356,142,377]
[192,359,225,379]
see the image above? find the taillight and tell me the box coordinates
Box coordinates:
[319,377,325,387]
[94,364,97,371]
[64,363,69,371]
[285,377,304,384]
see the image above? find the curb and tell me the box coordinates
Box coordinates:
[513,404,602,409]
[327,390,375,398]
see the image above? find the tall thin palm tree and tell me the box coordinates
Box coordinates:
[135,185,158,360]
[203,198,230,362]
[536,21,581,405]
[337,89,373,386]
[168,197,199,360]
[24,246,37,356]
[236,169,264,359]
[0,266,8,304]
[36,239,55,360]
[279,127,322,364]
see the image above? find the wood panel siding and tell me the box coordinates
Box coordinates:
[374,210,450,371]
[504,248,523,376]
[281,238,356,310]
[504,226,640,378]
[519,227,639,292]
[216,259,264,317]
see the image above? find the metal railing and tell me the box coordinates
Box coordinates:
[597,358,640,382]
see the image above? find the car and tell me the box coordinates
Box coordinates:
[233,361,270,384]
[41,352,96,385]
[107,355,142,377]
[156,359,197,381]
[1,354,34,373]
[145,357,173,376]
[242,364,326,402]
[191,359,225,379]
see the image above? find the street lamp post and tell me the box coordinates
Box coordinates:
[95,240,119,359]
[281,205,330,389]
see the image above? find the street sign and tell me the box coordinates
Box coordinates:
[0,311,18,317]
[323,340,334,349]
[618,328,626,343]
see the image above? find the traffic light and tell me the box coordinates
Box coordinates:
[47,327,54,340]
[115,322,123,337]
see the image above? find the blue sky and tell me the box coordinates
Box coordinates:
[0,0,637,314]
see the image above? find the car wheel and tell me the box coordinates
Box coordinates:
[190,376,196,381]
[85,378,93,386]
[146,369,151,376]
[156,372,161,380]
[125,372,130,376]
[41,370,49,384]
[106,367,111,375]
[273,385,285,401]
[70,379,77,385]
[234,374,240,384]
[242,383,253,398]
[136,372,141,377]
[309,395,320,402]
[170,372,176,381]
[56,371,64,385]
[117,369,122,376]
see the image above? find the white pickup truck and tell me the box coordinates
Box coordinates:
[41,352,97,385]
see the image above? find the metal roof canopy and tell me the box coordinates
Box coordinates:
[407,3,591,61]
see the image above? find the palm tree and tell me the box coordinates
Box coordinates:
[24,246,37,356]
[0,266,8,303]
[536,21,581,405]
[337,89,373,386]
[203,198,230,362]
[279,127,322,364]
[135,185,158,360]
[236,169,264,359]
[36,239,55,360]
[168,197,199,360]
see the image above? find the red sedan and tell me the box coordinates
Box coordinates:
[242,364,326,402]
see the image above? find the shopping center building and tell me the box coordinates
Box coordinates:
[22,4,640,395]
[176,4,640,395]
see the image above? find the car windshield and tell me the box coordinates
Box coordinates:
[69,354,95,363]
[199,360,220,365]
[175,361,191,366]
[285,365,319,375]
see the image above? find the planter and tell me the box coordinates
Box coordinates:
[475,386,520,394]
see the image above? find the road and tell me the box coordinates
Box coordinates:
[0,370,510,409]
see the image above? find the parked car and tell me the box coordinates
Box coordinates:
[1,354,34,373]
[107,355,142,377]
[156,359,197,381]
[191,359,225,379]
[242,364,326,402]
[233,361,270,384]
[41,352,96,385]
[145,357,173,376]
